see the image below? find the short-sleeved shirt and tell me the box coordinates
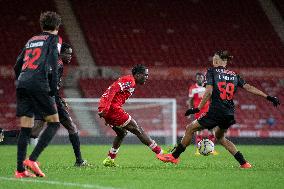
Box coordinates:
[205,66,246,115]
[15,32,62,93]
[98,75,136,113]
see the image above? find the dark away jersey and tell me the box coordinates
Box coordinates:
[14,32,62,93]
[205,66,246,115]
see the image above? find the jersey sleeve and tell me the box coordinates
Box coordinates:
[204,68,214,86]
[14,48,25,79]
[188,85,194,98]
[118,80,134,91]
[47,35,60,95]
[100,82,121,113]
[237,74,246,88]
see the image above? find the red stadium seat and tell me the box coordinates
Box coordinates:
[72,0,284,67]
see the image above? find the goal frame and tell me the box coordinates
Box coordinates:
[65,98,177,145]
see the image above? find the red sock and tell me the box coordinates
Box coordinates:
[195,135,203,145]
[149,140,162,154]
[108,147,119,159]
[152,146,162,154]
[208,134,216,143]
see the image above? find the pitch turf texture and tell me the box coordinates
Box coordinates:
[0,145,283,189]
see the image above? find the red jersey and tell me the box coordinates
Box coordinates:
[98,75,136,114]
[188,83,210,119]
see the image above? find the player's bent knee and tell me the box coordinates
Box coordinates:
[118,130,128,138]
[122,130,128,137]
[45,113,59,122]
[20,116,34,128]
[61,119,78,134]
[185,122,199,134]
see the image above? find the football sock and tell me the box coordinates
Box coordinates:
[108,147,119,159]
[29,122,60,161]
[172,143,186,159]
[195,134,203,145]
[208,134,216,143]
[69,132,83,162]
[149,140,162,154]
[234,151,246,165]
[17,127,32,172]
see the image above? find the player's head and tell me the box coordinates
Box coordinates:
[132,64,148,85]
[40,11,61,34]
[195,72,204,86]
[60,42,72,64]
[212,50,233,67]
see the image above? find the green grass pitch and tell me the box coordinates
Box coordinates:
[0,145,283,189]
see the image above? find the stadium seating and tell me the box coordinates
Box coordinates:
[0,0,77,66]
[72,0,284,67]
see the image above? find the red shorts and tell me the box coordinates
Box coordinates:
[103,108,131,127]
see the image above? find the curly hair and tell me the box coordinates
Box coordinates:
[132,64,147,76]
[40,11,61,31]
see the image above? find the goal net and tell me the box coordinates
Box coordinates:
[64,98,177,145]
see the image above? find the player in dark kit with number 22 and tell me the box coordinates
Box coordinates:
[157,50,280,168]
[14,11,62,178]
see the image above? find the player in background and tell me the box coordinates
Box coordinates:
[187,73,218,155]
[14,11,62,178]
[0,128,3,142]
[98,64,164,167]
[32,42,88,166]
[157,50,280,168]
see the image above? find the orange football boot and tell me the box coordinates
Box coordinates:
[15,170,36,178]
[24,159,45,177]
[156,153,179,164]
[240,162,252,169]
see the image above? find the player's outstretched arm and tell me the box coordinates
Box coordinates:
[185,85,213,116]
[243,83,280,107]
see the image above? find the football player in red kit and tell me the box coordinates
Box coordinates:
[98,64,164,167]
[188,73,218,155]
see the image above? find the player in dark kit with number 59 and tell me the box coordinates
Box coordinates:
[14,11,62,178]
[157,50,280,168]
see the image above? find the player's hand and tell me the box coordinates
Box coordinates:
[98,111,105,118]
[267,96,280,107]
[0,131,4,143]
[61,98,69,109]
[185,108,200,116]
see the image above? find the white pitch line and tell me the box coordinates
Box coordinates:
[0,176,120,189]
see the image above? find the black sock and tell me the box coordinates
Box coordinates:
[17,127,32,172]
[29,122,60,161]
[69,132,83,163]
[234,151,246,165]
[172,143,186,159]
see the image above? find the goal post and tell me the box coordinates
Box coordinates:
[65,98,177,145]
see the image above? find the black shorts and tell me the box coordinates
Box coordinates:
[34,98,70,122]
[197,111,236,130]
[16,88,57,118]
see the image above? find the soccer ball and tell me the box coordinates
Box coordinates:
[197,139,214,156]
